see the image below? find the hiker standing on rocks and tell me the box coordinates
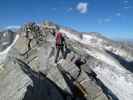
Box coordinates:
[55,30,66,63]
[25,22,42,49]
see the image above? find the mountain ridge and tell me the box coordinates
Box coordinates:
[0,21,133,100]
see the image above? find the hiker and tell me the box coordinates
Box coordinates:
[74,57,87,79]
[25,22,42,47]
[25,23,34,50]
[74,57,86,69]
[55,30,66,63]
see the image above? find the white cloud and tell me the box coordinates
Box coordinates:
[97,17,112,24]
[76,2,88,14]
[69,7,73,11]
[104,18,111,22]
[116,12,121,16]
[124,0,129,3]
[97,19,103,24]
[123,6,132,9]
[67,7,73,12]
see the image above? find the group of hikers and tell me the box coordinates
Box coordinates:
[24,22,86,65]
[24,22,99,86]
[24,22,67,63]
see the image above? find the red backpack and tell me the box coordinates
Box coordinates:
[56,32,62,46]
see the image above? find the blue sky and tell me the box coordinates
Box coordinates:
[0,0,133,39]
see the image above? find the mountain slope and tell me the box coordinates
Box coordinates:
[0,22,133,100]
[60,28,133,100]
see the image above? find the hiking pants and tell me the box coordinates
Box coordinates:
[55,46,65,62]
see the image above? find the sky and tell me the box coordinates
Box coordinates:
[0,0,133,39]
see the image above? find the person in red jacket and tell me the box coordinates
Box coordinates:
[55,31,66,63]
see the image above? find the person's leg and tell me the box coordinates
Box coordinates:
[61,46,65,59]
[28,39,32,50]
[55,46,60,63]
[26,39,32,58]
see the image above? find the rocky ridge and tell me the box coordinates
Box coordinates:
[0,21,133,100]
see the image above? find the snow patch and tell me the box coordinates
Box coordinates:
[0,34,19,64]
[5,25,20,30]
[94,65,133,100]
[60,28,133,100]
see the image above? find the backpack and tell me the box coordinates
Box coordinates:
[56,32,63,46]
